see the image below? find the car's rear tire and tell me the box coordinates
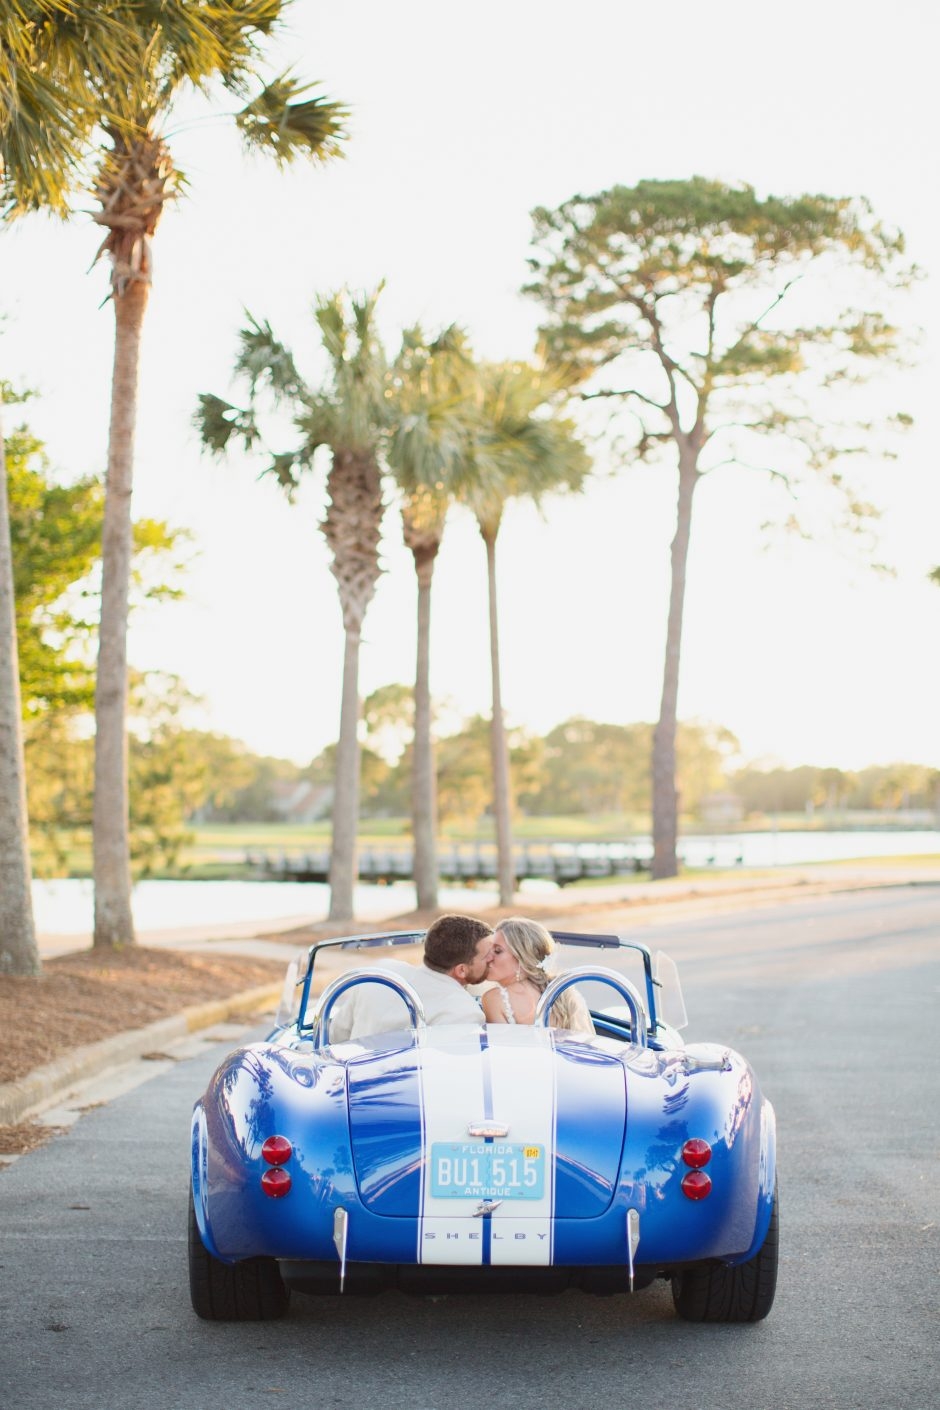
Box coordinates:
[188,1191,290,1321]
[671,1184,778,1323]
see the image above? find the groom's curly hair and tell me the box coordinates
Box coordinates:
[423,914,493,972]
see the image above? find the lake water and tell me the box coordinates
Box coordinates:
[30,877,510,937]
[30,829,939,936]
[618,828,940,869]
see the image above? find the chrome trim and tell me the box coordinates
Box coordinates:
[627,1208,640,1293]
[683,1049,733,1074]
[332,1207,348,1294]
[535,967,648,1047]
[311,970,428,1049]
[472,1199,504,1217]
[468,1122,510,1139]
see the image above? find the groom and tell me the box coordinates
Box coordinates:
[328,913,494,1042]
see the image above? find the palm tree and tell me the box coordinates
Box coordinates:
[459,360,590,905]
[0,393,39,973]
[386,327,474,911]
[1,2,135,974]
[399,486,446,912]
[197,291,388,922]
[2,2,346,948]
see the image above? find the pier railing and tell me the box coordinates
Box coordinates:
[244,842,654,887]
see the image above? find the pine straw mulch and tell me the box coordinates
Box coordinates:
[0,945,286,1090]
[0,1120,69,1156]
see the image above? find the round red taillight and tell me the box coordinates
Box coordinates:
[681,1169,712,1200]
[261,1135,292,1166]
[260,1167,292,1198]
[682,1138,712,1169]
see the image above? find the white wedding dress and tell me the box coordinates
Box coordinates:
[494,983,594,1034]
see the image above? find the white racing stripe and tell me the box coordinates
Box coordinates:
[416,1025,559,1267]
[417,1027,487,1265]
[484,1026,556,1266]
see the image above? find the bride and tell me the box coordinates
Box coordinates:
[481,916,594,1033]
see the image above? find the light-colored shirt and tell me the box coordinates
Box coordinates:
[328,959,483,1042]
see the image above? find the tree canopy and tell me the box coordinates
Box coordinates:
[1,0,347,219]
[5,392,182,718]
[526,177,910,520]
[525,176,913,877]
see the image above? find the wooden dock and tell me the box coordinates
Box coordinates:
[245,842,653,887]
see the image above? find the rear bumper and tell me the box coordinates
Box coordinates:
[278,1258,664,1296]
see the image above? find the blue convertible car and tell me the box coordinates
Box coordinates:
[189,930,778,1322]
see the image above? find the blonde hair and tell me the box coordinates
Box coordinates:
[494,917,585,1031]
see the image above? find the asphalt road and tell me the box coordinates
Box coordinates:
[1,885,937,1410]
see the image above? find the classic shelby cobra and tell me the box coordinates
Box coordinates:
[189,930,778,1322]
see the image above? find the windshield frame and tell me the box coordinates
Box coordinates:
[280,928,683,1036]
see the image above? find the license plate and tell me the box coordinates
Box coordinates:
[430,1142,545,1199]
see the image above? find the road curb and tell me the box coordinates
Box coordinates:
[0,981,282,1127]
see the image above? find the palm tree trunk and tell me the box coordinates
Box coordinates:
[411,547,439,911]
[482,526,514,906]
[652,450,699,880]
[93,279,149,947]
[328,624,362,921]
[322,445,383,923]
[0,396,40,975]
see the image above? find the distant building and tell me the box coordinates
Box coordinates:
[270,780,334,823]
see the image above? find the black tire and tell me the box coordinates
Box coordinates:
[672,1184,779,1323]
[188,1191,290,1321]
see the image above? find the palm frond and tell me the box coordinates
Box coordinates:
[2,3,348,218]
[234,315,303,401]
[352,282,385,345]
[454,357,591,525]
[430,323,474,363]
[129,0,279,91]
[235,73,348,165]
[194,393,260,454]
[1,2,162,216]
[260,448,303,499]
[295,394,339,459]
[201,287,389,507]
[312,287,390,452]
[1,10,87,213]
[398,323,427,354]
[387,323,478,498]
[314,293,349,364]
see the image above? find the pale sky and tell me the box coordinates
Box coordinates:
[3,0,938,771]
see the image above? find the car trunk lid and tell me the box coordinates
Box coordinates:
[347,1025,626,1221]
